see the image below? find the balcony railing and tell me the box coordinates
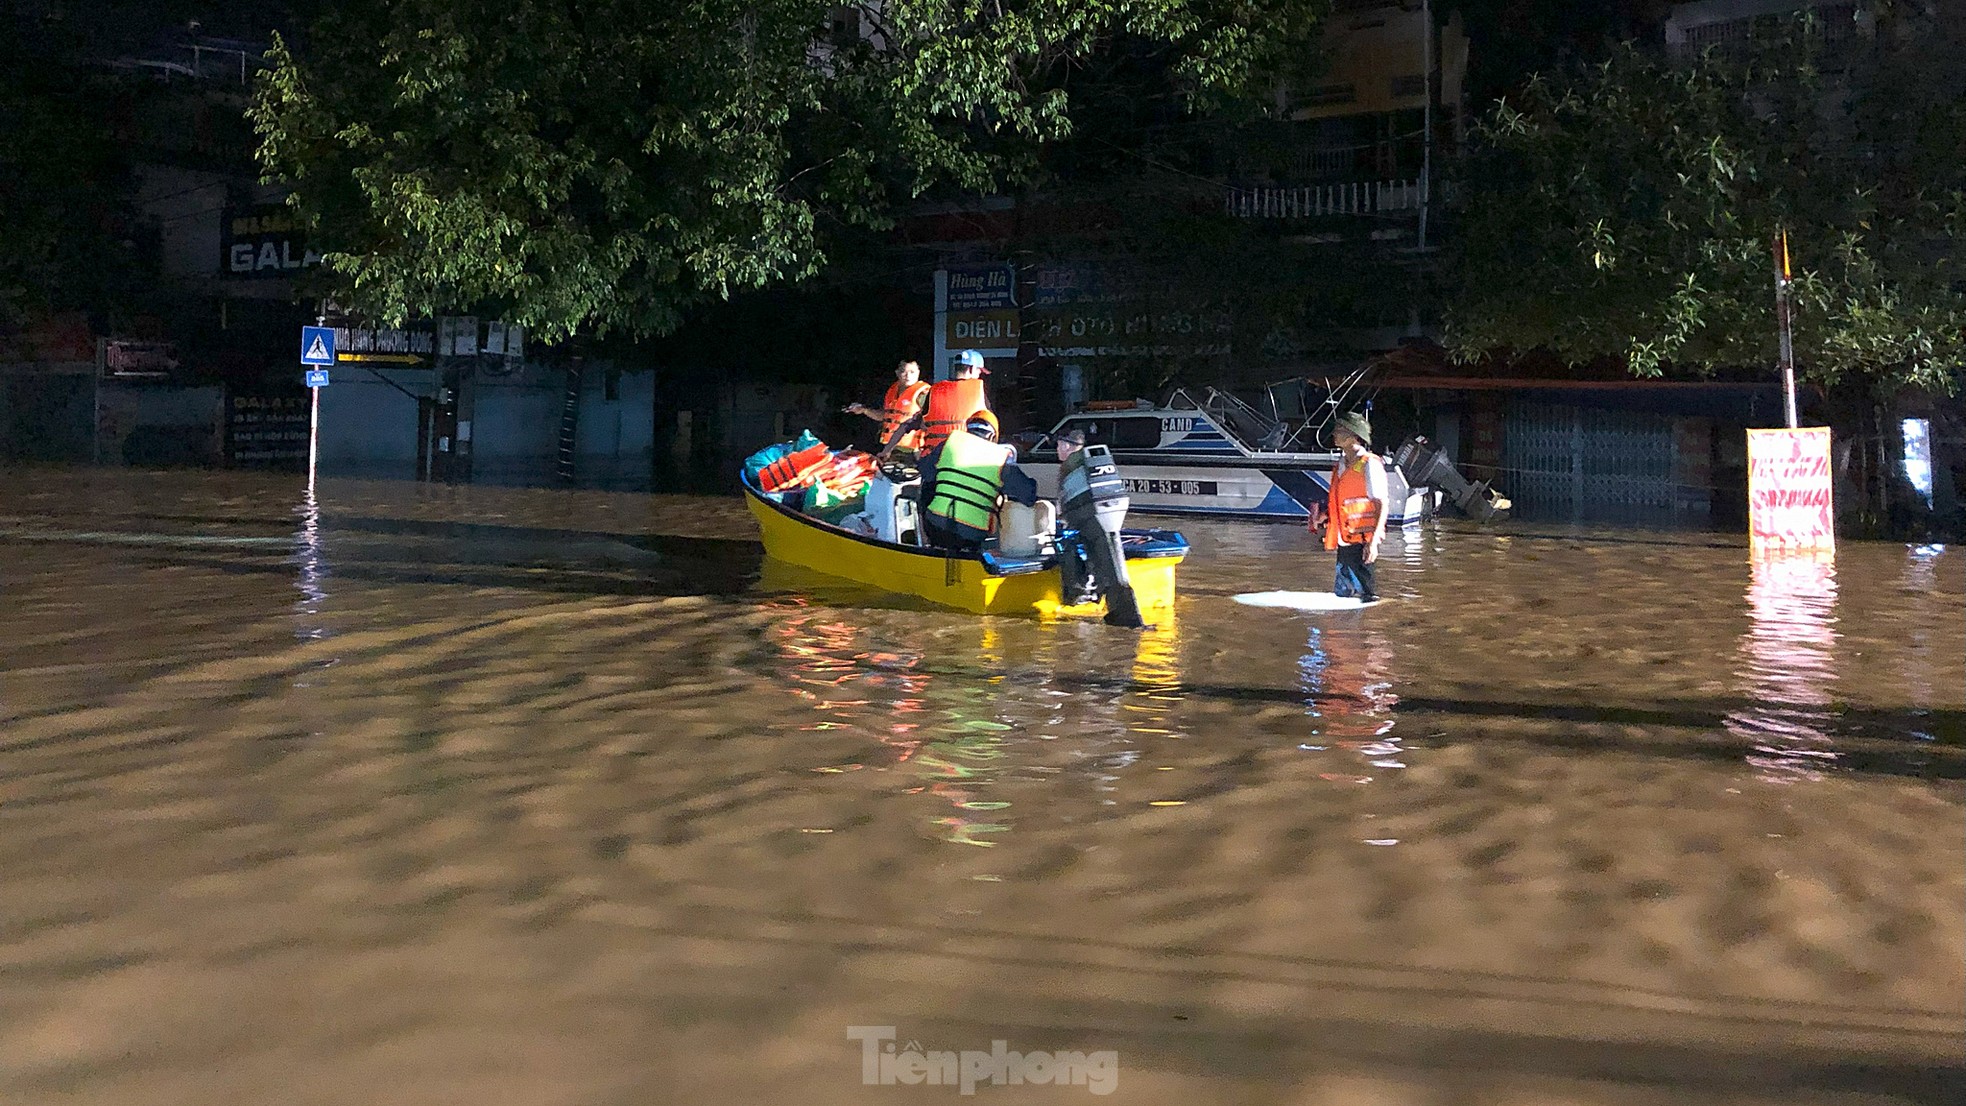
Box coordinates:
[1224,179,1424,219]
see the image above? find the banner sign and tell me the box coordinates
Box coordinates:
[335,325,435,365]
[103,340,179,377]
[1028,262,1230,358]
[1747,427,1835,554]
[945,308,1019,348]
[1032,262,1109,307]
[226,393,309,468]
[945,264,1016,311]
[933,263,1019,376]
[221,204,322,278]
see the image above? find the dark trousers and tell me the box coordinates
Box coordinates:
[1333,543,1378,601]
[924,515,985,553]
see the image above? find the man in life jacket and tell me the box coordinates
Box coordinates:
[1315,409,1389,602]
[920,415,1034,552]
[844,359,931,458]
[879,348,996,461]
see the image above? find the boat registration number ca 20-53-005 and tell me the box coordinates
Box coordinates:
[1124,478,1218,495]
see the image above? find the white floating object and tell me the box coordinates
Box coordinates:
[1231,591,1378,611]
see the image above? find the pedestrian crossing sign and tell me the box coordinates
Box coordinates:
[300,325,336,366]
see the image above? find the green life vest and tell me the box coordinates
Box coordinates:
[926,430,1011,534]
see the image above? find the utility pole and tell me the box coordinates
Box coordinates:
[1774,228,1798,428]
[1418,0,1432,254]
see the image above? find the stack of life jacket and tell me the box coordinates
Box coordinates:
[756,442,832,494]
[745,430,824,486]
[799,450,880,514]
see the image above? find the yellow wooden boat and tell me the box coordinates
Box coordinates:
[742,470,1186,620]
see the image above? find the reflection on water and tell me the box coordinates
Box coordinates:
[1727,553,1841,783]
[1298,621,1403,787]
[292,487,331,643]
[765,594,1189,847]
[768,601,1019,847]
[1,469,1961,1106]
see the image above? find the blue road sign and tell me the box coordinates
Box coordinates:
[305,368,331,388]
[300,325,336,366]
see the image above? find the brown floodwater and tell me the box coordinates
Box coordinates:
[1,467,1960,1106]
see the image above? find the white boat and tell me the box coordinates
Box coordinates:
[1019,387,1436,523]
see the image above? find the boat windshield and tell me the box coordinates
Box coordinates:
[1166,387,1289,452]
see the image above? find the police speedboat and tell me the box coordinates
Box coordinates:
[1019,387,1435,522]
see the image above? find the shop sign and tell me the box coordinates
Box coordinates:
[1747,427,1835,554]
[220,204,322,278]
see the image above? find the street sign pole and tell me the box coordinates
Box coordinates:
[308,382,320,489]
[1774,228,1799,429]
[299,326,337,489]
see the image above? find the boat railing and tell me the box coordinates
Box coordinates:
[1167,386,1290,452]
[1276,363,1379,452]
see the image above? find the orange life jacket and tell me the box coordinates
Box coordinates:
[804,450,878,494]
[1324,453,1384,549]
[880,381,931,452]
[920,379,991,452]
[759,443,830,493]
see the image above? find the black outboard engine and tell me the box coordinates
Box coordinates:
[1058,445,1146,628]
[1391,435,1511,523]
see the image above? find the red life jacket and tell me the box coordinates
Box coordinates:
[804,450,877,494]
[880,382,931,452]
[920,379,990,452]
[1323,453,1384,549]
[759,443,830,492]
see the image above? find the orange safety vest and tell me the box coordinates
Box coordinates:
[920,379,991,452]
[804,450,878,493]
[1323,453,1384,549]
[759,443,830,492]
[880,381,932,452]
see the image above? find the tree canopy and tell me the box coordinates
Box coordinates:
[250,0,1328,340]
[1446,10,1966,392]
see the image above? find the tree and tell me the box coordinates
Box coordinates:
[1446,8,1965,393]
[249,0,1328,340]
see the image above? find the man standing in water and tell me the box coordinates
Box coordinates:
[1318,410,1388,602]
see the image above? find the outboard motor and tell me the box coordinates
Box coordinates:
[1058,445,1145,628]
[1391,435,1512,523]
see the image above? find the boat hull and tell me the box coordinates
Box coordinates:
[1031,402,1433,522]
[1024,454,1433,523]
[743,482,1183,619]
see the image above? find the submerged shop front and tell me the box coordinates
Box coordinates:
[1375,373,1791,528]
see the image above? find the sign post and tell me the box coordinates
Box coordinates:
[1773,228,1799,429]
[301,327,336,488]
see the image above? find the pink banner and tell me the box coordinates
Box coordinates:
[1747,427,1835,554]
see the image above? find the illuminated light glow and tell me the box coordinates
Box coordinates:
[1902,418,1934,505]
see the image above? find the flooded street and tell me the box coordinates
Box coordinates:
[2,467,1960,1106]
